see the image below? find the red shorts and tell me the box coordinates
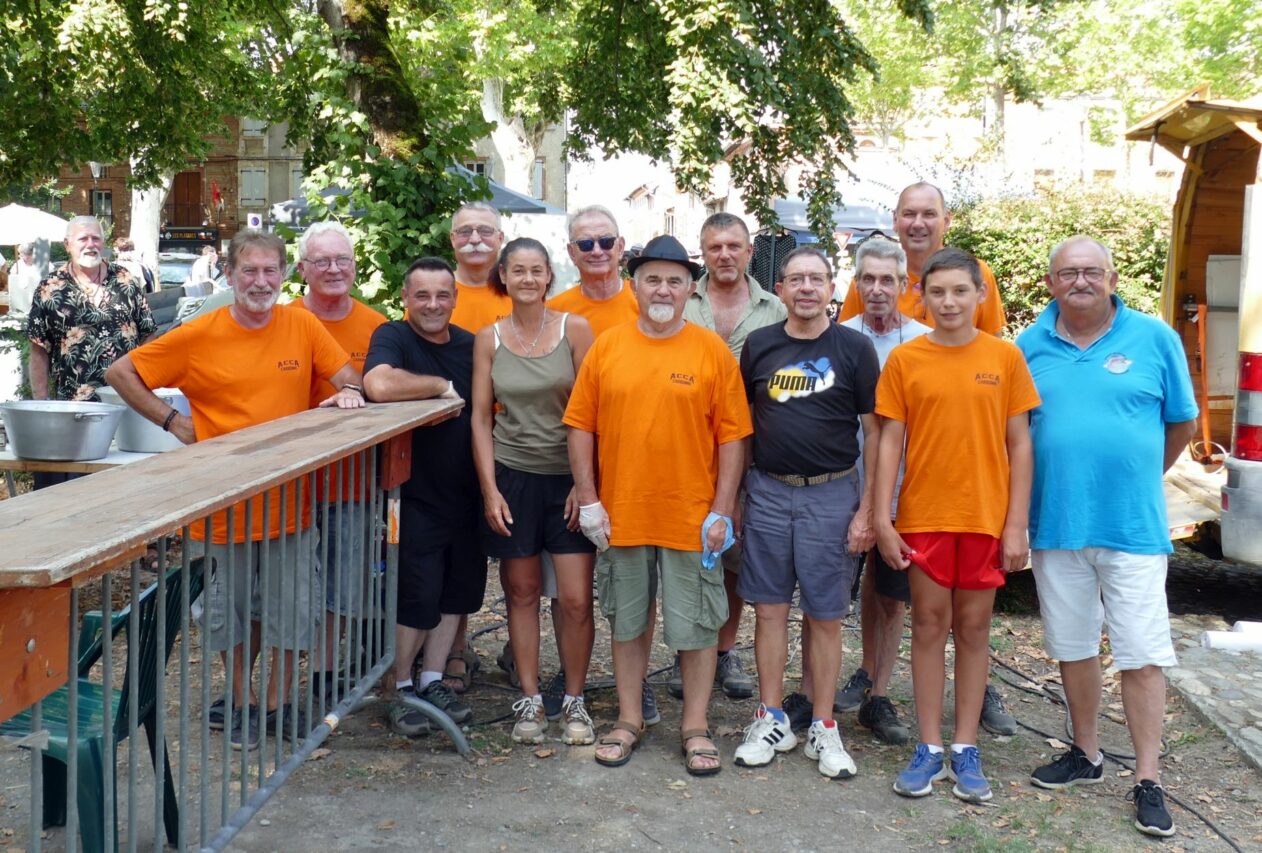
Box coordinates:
[901,532,1005,591]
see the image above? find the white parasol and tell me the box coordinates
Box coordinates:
[0,204,70,245]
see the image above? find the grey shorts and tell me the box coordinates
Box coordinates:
[737,467,862,620]
[319,501,375,616]
[596,545,727,651]
[195,528,319,652]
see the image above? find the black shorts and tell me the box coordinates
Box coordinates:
[478,463,594,559]
[398,500,488,630]
[871,547,911,604]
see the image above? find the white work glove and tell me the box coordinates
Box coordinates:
[578,501,611,552]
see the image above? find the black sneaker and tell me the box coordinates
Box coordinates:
[782,692,813,734]
[1030,744,1104,790]
[667,653,684,700]
[857,693,910,745]
[715,650,754,699]
[1129,779,1176,837]
[417,679,473,725]
[641,680,662,727]
[543,670,567,722]
[980,685,1018,735]
[229,705,260,751]
[207,696,227,731]
[834,668,871,713]
[266,703,310,744]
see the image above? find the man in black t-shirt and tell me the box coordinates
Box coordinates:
[732,247,880,781]
[363,257,482,736]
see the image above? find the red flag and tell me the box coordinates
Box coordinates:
[211,180,223,210]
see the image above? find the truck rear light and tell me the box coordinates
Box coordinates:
[1241,353,1262,392]
[1235,424,1262,461]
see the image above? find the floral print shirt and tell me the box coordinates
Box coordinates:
[26,263,157,401]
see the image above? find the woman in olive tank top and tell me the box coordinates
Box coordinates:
[471,238,598,747]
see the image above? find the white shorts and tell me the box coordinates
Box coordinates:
[1030,548,1176,670]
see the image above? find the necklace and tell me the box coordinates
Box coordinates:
[510,307,548,356]
[1058,304,1113,349]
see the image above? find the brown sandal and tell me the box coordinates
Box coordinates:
[594,720,645,767]
[680,728,722,777]
[441,649,480,694]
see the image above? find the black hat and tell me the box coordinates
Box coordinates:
[626,234,703,281]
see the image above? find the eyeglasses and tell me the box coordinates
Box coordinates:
[571,236,618,253]
[782,273,830,287]
[452,225,499,240]
[1055,267,1108,285]
[306,255,354,271]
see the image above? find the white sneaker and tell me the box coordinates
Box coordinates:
[560,695,595,745]
[805,720,856,779]
[734,705,798,767]
[511,696,546,744]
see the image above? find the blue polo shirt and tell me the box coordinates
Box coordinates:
[1016,296,1197,554]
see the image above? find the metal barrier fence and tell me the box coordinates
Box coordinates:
[0,400,467,851]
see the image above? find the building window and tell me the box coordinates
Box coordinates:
[90,189,113,221]
[290,168,304,200]
[531,159,545,199]
[705,198,726,216]
[240,164,267,205]
[464,159,489,177]
[242,118,267,137]
[664,208,676,237]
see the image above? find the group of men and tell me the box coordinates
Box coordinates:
[24,175,1195,835]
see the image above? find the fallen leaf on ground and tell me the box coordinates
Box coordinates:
[307,748,332,761]
[747,808,762,815]
[491,756,509,764]
[1117,769,1133,777]
[377,820,395,831]
[534,748,554,758]
[667,779,688,790]
[1197,793,1213,804]
[1046,738,1068,750]
[992,817,1010,828]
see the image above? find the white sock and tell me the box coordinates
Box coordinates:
[951,743,976,754]
[395,679,413,691]
[563,694,579,705]
[925,743,944,755]
[531,693,543,704]
[1090,751,1103,766]
[419,671,443,689]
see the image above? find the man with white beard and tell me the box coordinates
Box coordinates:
[107,230,365,750]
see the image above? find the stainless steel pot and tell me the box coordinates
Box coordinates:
[97,386,190,453]
[0,400,125,461]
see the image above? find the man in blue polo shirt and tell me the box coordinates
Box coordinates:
[1016,236,1197,840]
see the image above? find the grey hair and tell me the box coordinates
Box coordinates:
[1048,235,1114,275]
[298,220,355,259]
[66,215,103,238]
[567,205,620,238]
[453,201,501,227]
[19,241,35,254]
[854,237,907,281]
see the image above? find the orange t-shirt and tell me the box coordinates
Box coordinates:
[839,257,1007,335]
[548,281,639,337]
[129,305,351,544]
[451,281,512,332]
[563,321,753,551]
[875,332,1039,538]
[290,299,386,502]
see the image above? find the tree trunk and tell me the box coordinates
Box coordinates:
[128,166,173,269]
[481,78,541,196]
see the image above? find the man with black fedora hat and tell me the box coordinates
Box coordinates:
[564,234,752,775]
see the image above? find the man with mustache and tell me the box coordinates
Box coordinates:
[450,201,512,333]
[107,230,365,751]
[565,234,751,774]
[25,215,157,488]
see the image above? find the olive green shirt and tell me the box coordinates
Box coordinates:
[683,272,786,360]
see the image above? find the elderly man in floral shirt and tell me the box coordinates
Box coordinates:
[27,215,156,403]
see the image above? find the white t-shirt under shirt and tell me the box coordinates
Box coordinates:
[840,314,931,516]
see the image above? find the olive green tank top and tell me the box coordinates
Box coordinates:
[491,314,575,475]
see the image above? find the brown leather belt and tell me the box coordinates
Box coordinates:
[762,465,855,487]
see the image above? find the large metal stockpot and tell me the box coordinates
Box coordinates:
[96,386,190,453]
[0,400,125,461]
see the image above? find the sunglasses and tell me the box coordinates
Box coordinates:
[571,236,618,253]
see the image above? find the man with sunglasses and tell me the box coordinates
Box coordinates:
[553,205,639,336]
[449,201,511,333]
[1018,236,1196,839]
[677,212,785,703]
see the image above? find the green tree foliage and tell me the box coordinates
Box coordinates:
[948,187,1169,332]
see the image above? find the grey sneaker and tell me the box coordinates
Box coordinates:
[417,679,473,725]
[641,680,661,726]
[388,700,431,737]
[835,668,871,713]
[857,694,910,745]
[561,695,595,745]
[497,640,520,689]
[543,670,566,722]
[666,653,684,700]
[715,650,754,699]
[207,696,227,731]
[980,685,1018,736]
[511,696,546,744]
[229,705,260,751]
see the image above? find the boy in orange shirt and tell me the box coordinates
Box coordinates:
[875,248,1039,803]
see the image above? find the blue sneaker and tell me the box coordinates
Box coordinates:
[949,746,994,802]
[893,743,948,797]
